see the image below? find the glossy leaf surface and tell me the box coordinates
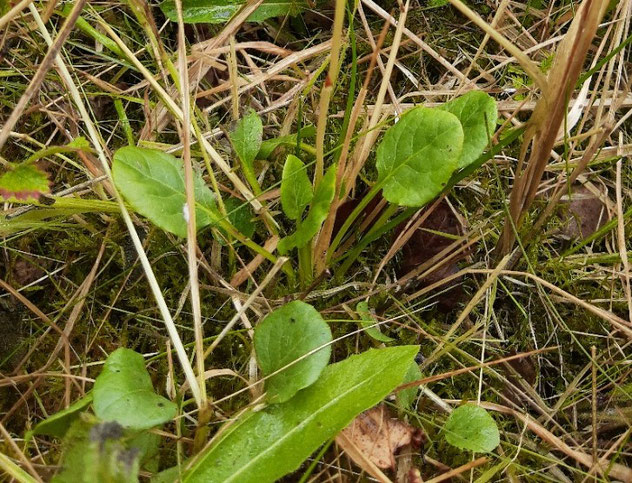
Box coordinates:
[184,346,419,483]
[112,146,218,238]
[376,107,463,207]
[93,348,177,431]
[254,300,331,403]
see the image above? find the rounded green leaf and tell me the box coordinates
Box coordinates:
[183,346,420,483]
[280,154,313,220]
[443,404,500,453]
[112,146,219,238]
[254,301,332,403]
[376,107,463,207]
[438,91,498,169]
[93,348,177,431]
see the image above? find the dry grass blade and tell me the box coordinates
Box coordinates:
[26,4,203,407]
[0,0,87,150]
[482,402,632,481]
[174,0,207,406]
[498,0,610,254]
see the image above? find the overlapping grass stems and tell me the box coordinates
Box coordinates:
[0,0,631,481]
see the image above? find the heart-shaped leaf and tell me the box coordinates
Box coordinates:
[183,345,419,483]
[160,0,307,24]
[112,146,219,238]
[376,107,463,207]
[443,404,500,453]
[93,348,177,431]
[280,154,313,221]
[438,91,497,169]
[278,164,335,253]
[254,300,331,403]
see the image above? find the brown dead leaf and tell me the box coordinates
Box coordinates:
[395,200,466,311]
[337,404,423,474]
[556,184,607,240]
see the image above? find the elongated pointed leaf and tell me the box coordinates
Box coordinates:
[278,164,335,253]
[230,109,263,170]
[438,91,497,169]
[112,146,219,238]
[254,300,331,403]
[26,394,93,440]
[183,345,419,483]
[93,348,177,431]
[376,107,463,207]
[160,0,307,24]
[280,155,313,221]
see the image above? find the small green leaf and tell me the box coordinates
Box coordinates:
[93,348,177,431]
[112,146,219,238]
[443,404,500,453]
[26,394,93,440]
[396,361,421,411]
[0,164,50,202]
[183,345,419,483]
[160,0,307,24]
[356,301,394,343]
[376,107,463,207]
[280,155,313,221]
[258,125,316,159]
[278,164,336,253]
[254,300,331,403]
[230,109,263,169]
[438,91,497,169]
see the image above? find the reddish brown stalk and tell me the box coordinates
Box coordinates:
[497,0,609,255]
[313,14,391,275]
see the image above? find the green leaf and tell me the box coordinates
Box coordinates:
[438,91,497,169]
[112,146,219,238]
[26,394,93,440]
[376,107,463,207]
[258,125,315,159]
[280,155,313,221]
[254,300,332,403]
[278,164,336,253]
[443,405,500,453]
[0,164,50,202]
[53,418,140,483]
[356,301,394,343]
[217,197,256,245]
[396,361,421,411]
[93,348,177,431]
[230,109,263,170]
[160,0,307,24]
[183,345,419,483]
